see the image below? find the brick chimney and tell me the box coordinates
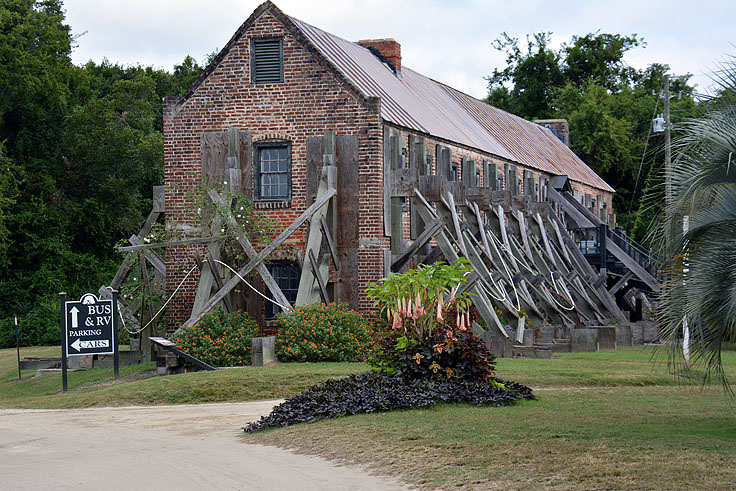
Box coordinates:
[534,119,570,146]
[357,38,401,74]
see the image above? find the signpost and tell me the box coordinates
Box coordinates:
[15,316,20,381]
[60,291,119,392]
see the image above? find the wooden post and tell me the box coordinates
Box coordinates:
[389,130,403,254]
[411,138,427,240]
[140,254,155,362]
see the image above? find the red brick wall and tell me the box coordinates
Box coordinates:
[163,11,385,331]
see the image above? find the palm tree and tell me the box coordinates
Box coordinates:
[654,57,736,389]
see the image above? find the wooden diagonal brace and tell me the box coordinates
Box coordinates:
[414,190,508,338]
[175,187,336,333]
[309,250,330,304]
[320,215,340,271]
[391,218,444,272]
[208,189,291,311]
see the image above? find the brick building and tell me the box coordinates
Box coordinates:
[163,1,614,330]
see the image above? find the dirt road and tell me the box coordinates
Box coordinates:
[0,401,406,490]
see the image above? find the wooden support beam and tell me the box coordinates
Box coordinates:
[117,236,219,252]
[461,230,522,322]
[177,185,334,332]
[534,213,557,266]
[390,197,403,254]
[609,271,634,296]
[414,192,508,338]
[383,127,392,236]
[139,253,155,361]
[309,250,329,304]
[549,216,572,264]
[516,316,525,343]
[296,164,335,305]
[444,192,468,258]
[127,235,166,277]
[320,215,340,272]
[392,218,444,272]
[514,210,534,261]
[206,253,235,313]
[110,205,161,290]
[411,138,427,240]
[494,205,520,273]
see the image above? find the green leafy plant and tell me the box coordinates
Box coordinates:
[367,259,501,384]
[369,305,498,383]
[275,303,376,362]
[174,308,259,366]
[366,258,474,340]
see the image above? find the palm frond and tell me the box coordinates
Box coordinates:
[655,57,736,391]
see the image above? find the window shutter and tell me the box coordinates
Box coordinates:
[252,38,283,84]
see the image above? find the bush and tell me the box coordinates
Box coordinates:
[0,298,61,348]
[275,303,375,362]
[174,308,259,367]
[369,306,497,383]
[243,371,535,432]
[367,259,497,383]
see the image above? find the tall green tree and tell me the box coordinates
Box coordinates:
[485,32,697,234]
[487,32,564,120]
[562,32,644,91]
[0,0,206,347]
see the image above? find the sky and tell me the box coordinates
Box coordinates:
[62,0,733,99]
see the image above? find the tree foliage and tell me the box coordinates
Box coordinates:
[486,32,698,235]
[0,0,205,346]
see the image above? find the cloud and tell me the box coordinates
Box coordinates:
[63,0,732,98]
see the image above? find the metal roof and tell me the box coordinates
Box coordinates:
[290,17,614,193]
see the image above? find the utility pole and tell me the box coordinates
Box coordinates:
[664,74,672,209]
[663,74,689,368]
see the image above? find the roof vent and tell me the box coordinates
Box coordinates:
[357,38,401,75]
[252,37,283,84]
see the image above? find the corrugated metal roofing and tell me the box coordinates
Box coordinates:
[290,17,614,193]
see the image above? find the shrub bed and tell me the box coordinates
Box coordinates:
[275,303,375,362]
[243,371,534,432]
[245,260,536,432]
[174,308,259,366]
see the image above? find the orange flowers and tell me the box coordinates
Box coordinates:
[413,353,424,364]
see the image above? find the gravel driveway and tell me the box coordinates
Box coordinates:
[0,401,406,490]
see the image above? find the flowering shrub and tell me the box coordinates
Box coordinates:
[275,303,375,362]
[367,259,499,383]
[174,308,259,367]
[369,305,497,382]
[367,259,475,339]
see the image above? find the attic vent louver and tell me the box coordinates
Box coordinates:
[252,38,283,84]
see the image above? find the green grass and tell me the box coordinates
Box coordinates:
[247,386,736,489]
[4,344,736,488]
[244,348,736,490]
[495,347,736,388]
[0,345,366,408]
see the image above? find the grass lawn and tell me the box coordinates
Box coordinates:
[0,345,365,408]
[245,347,736,490]
[3,344,735,488]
